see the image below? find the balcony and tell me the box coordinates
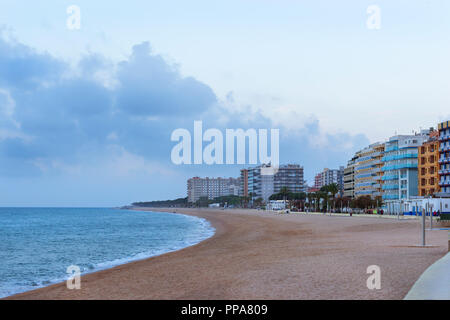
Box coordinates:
[382,184,399,190]
[440,145,450,152]
[382,175,399,181]
[383,154,418,161]
[439,169,450,175]
[383,194,399,200]
[382,163,417,171]
[439,157,450,164]
[439,134,450,142]
[385,146,398,152]
[439,181,450,187]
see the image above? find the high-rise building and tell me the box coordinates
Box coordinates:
[354,142,385,199]
[381,131,430,201]
[315,167,344,192]
[187,177,240,203]
[418,130,440,196]
[314,173,323,189]
[343,157,357,198]
[239,169,249,197]
[245,164,305,202]
[438,121,450,194]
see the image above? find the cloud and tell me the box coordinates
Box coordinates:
[0,36,65,90]
[0,33,368,190]
[115,42,217,116]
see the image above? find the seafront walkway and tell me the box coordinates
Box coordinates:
[404,251,450,300]
[282,211,418,220]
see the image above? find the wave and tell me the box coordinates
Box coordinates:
[0,211,215,298]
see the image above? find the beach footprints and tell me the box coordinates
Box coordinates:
[66,265,81,290]
[366,265,381,290]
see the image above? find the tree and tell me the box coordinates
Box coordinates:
[320,183,340,212]
[254,197,264,207]
[351,196,372,210]
[279,187,290,201]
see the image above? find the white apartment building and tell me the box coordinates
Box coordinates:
[187,177,240,203]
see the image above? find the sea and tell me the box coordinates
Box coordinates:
[0,207,215,298]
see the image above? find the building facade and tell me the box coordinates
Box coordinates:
[314,173,323,189]
[239,169,249,197]
[439,121,450,194]
[245,164,305,202]
[343,157,357,198]
[187,177,240,203]
[354,143,385,199]
[315,167,344,192]
[418,130,440,196]
[381,131,429,201]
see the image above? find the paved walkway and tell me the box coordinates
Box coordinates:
[404,252,450,300]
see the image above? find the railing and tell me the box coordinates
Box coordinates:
[382,163,417,171]
[355,173,374,179]
[382,184,399,190]
[382,175,399,181]
[382,154,418,161]
[385,146,399,152]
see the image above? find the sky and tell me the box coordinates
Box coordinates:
[1,0,450,206]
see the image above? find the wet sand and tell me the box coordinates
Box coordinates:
[6,208,448,300]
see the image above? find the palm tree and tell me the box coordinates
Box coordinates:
[279,187,290,200]
[320,183,339,212]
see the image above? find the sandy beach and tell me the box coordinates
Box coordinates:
[6,208,448,300]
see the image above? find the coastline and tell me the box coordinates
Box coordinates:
[5,208,448,300]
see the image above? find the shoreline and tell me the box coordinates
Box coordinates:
[1,208,216,299]
[5,208,448,300]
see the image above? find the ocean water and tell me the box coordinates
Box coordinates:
[0,208,215,298]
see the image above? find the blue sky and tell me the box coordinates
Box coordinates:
[1,0,450,206]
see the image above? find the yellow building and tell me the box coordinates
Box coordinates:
[418,130,440,196]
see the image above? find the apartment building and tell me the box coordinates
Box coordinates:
[314,173,323,189]
[418,130,440,196]
[343,157,357,198]
[381,130,429,201]
[354,142,384,199]
[315,167,344,192]
[245,164,305,202]
[187,177,240,203]
[239,169,249,197]
[438,121,450,194]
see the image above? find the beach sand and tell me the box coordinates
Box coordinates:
[6,208,448,300]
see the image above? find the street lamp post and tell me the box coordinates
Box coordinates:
[422,208,426,246]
